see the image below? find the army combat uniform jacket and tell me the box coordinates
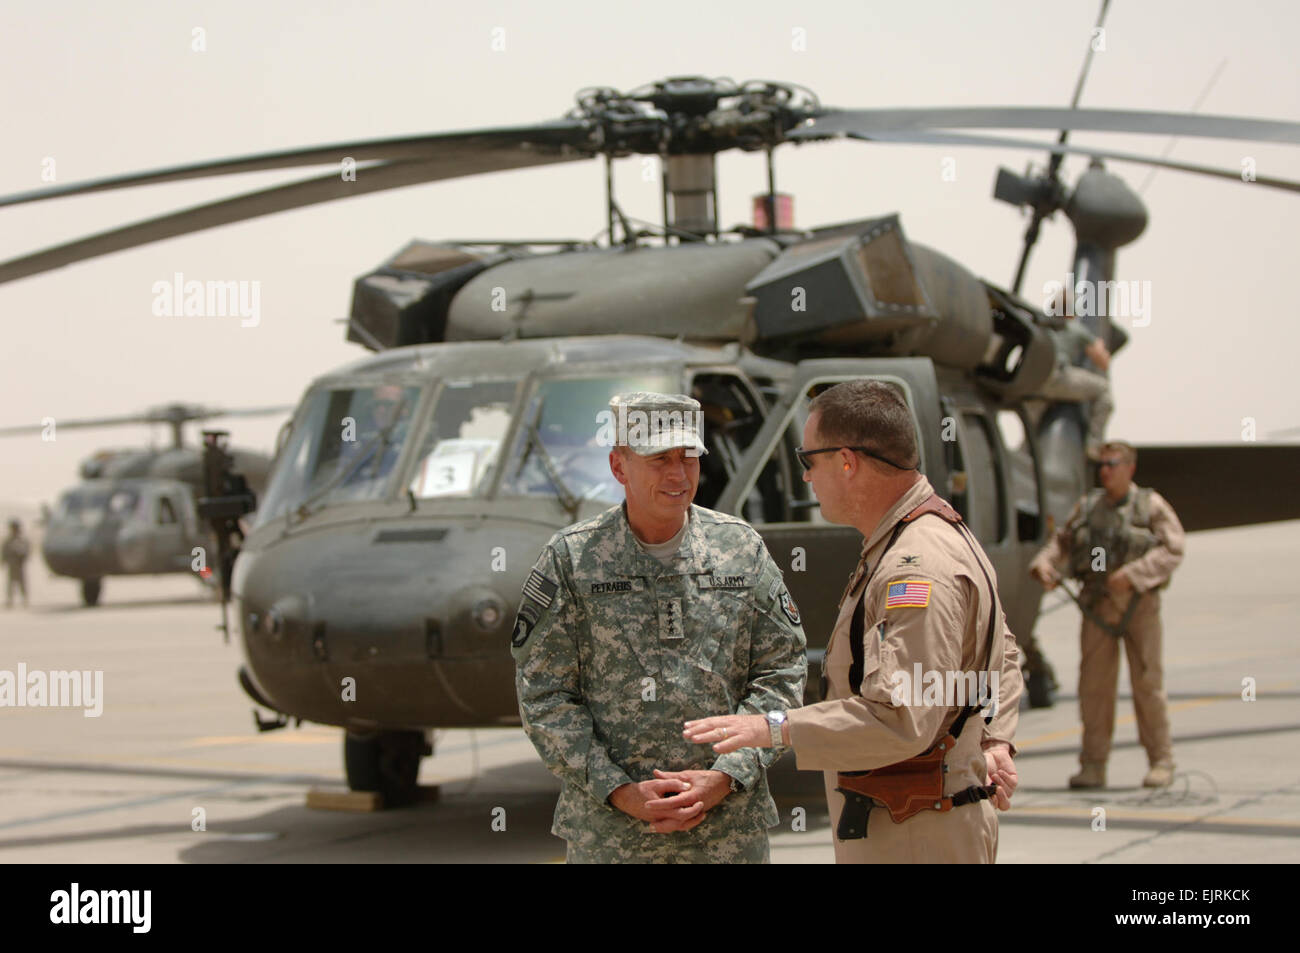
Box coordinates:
[786,477,1023,863]
[512,503,807,863]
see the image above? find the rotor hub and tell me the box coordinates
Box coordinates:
[569,76,821,156]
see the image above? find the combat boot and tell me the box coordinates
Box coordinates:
[1024,668,1056,708]
[1143,761,1176,787]
[1068,762,1106,789]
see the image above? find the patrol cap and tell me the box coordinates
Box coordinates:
[608,392,708,457]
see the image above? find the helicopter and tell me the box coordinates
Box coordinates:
[0,402,288,605]
[4,56,1300,804]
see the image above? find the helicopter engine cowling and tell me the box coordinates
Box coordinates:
[444,240,779,343]
[348,240,501,350]
[901,244,995,369]
[746,216,995,371]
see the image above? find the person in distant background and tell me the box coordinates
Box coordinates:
[1030,441,1185,789]
[1036,289,1114,460]
[4,519,31,608]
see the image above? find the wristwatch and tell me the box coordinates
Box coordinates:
[766,710,788,747]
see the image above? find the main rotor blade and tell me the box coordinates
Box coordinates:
[1066,1,1110,114]
[791,106,1300,145]
[0,404,295,436]
[1026,0,1109,298]
[859,128,1300,194]
[0,153,589,285]
[0,416,155,436]
[195,404,296,419]
[0,121,593,209]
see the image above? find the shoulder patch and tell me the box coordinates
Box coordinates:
[522,569,558,609]
[511,603,540,647]
[779,590,801,625]
[885,579,931,609]
[899,554,921,566]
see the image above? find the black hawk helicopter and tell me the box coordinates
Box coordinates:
[0,402,287,605]
[4,64,1299,803]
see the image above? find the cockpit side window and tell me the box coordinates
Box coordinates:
[157,496,178,525]
[690,372,780,517]
[56,488,124,525]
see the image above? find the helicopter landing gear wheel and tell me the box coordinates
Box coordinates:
[81,578,102,607]
[344,730,425,807]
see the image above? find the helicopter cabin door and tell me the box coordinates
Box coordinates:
[713,358,947,699]
[148,487,190,572]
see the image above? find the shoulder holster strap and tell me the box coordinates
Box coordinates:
[848,493,998,727]
[845,495,958,691]
[836,492,1001,840]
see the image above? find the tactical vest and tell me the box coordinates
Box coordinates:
[1068,486,1160,595]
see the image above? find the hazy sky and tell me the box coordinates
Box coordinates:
[2,0,1297,505]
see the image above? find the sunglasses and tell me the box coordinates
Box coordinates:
[794,445,912,472]
[1097,458,1125,468]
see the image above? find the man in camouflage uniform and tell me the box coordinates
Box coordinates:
[511,392,806,863]
[1030,440,1185,788]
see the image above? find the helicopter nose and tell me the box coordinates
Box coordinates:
[233,516,549,730]
[41,524,113,576]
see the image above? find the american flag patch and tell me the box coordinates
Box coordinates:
[522,569,558,610]
[885,580,931,609]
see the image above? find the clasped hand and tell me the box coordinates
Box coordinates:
[609,769,732,833]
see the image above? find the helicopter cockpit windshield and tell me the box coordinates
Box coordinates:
[257,372,678,523]
[497,373,676,506]
[404,379,518,500]
[54,486,140,526]
[257,383,422,522]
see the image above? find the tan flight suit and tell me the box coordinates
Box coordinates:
[1030,486,1184,766]
[786,477,1023,863]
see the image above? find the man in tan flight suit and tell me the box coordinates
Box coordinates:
[685,380,1022,863]
[1030,440,1185,788]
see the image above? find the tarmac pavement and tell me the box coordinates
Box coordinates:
[1,510,1296,863]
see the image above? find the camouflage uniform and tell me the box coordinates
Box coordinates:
[512,503,807,863]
